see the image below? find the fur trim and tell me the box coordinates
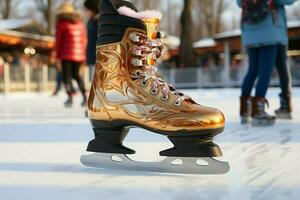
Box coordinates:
[56,12,82,21]
[117,6,162,20]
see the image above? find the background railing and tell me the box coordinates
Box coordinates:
[159,63,300,88]
[0,63,89,93]
[1,62,300,93]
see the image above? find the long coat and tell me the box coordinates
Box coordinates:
[237,0,296,47]
[55,14,87,62]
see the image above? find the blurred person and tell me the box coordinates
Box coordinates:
[52,63,63,96]
[55,2,87,107]
[0,55,4,67]
[238,0,295,126]
[31,55,43,92]
[49,51,64,96]
[6,54,15,81]
[83,0,100,81]
[272,0,296,119]
[0,56,4,81]
[274,47,293,119]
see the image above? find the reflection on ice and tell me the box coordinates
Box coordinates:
[0,88,299,199]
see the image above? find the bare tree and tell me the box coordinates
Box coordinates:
[124,0,181,35]
[141,0,152,10]
[130,0,160,10]
[33,0,82,35]
[179,0,195,67]
[34,0,54,34]
[194,0,229,37]
[0,0,12,19]
[164,1,182,36]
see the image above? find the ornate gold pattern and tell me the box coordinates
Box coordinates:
[88,28,224,133]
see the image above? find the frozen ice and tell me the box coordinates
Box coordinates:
[0,88,299,200]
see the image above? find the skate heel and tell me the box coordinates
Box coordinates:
[87,120,135,154]
[160,136,223,157]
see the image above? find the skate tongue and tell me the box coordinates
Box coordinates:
[118,6,162,20]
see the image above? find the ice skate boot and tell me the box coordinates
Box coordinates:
[251,97,276,127]
[81,94,87,107]
[64,96,73,108]
[275,93,292,119]
[81,0,229,174]
[240,96,251,124]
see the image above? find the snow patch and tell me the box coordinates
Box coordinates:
[0,18,34,30]
[193,38,216,48]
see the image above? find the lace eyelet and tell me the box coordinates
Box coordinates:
[130,33,140,42]
[161,95,169,101]
[134,70,141,76]
[173,100,181,107]
[131,58,143,67]
[141,80,148,87]
[150,88,158,95]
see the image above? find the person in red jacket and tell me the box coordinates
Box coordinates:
[55,2,87,107]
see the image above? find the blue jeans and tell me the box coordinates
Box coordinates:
[241,45,277,97]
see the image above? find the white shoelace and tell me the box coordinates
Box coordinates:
[130,33,187,106]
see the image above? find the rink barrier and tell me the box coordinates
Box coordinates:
[24,63,30,92]
[42,64,48,91]
[4,63,10,93]
[0,63,54,93]
[0,63,300,92]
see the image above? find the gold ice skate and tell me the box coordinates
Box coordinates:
[81,0,229,174]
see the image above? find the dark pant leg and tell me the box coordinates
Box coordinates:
[57,71,63,91]
[71,62,86,95]
[54,70,62,93]
[255,45,277,97]
[61,61,75,95]
[241,47,259,97]
[275,44,291,98]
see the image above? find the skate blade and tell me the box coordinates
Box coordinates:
[80,153,230,175]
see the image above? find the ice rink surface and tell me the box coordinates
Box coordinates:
[0,88,299,200]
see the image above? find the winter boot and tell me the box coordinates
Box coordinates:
[240,96,252,124]
[251,97,276,127]
[81,93,88,107]
[64,95,73,108]
[275,93,292,119]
